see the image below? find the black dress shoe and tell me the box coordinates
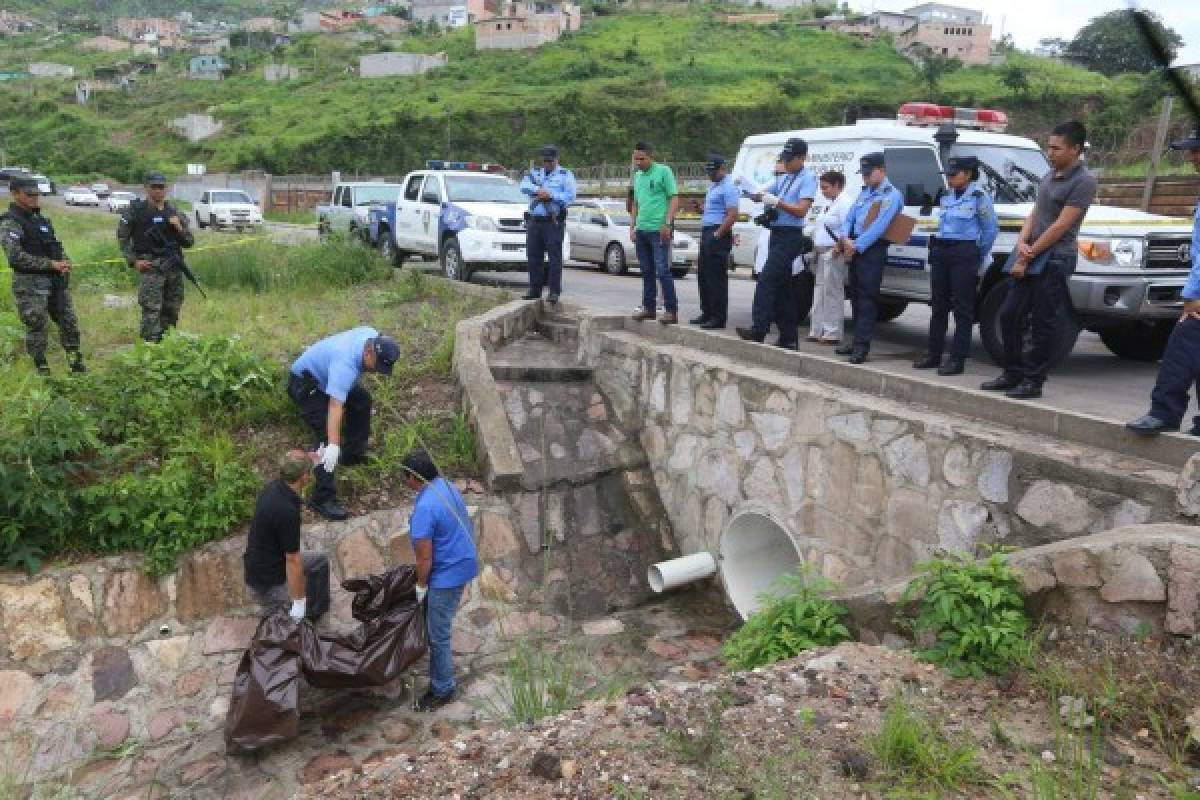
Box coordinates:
[775,340,798,351]
[912,354,940,369]
[309,498,349,521]
[546,293,559,305]
[1005,381,1042,400]
[521,291,541,301]
[980,373,1021,391]
[1126,414,1178,435]
[736,327,765,343]
[937,358,965,376]
[700,320,726,330]
[834,343,855,356]
[847,350,868,364]
[689,314,709,325]
[415,688,456,712]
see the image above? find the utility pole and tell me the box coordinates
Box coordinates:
[1141,96,1173,212]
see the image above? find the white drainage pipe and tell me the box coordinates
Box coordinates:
[719,508,803,620]
[648,552,718,593]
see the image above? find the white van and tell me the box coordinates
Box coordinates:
[730,105,1194,364]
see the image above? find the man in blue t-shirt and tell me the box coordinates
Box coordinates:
[287,326,400,520]
[736,137,817,349]
[402,448,479,711]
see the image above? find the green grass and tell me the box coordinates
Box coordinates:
[868,694,987,796]
[0,7,1165,180]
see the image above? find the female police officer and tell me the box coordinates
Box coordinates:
[913,156,997,376]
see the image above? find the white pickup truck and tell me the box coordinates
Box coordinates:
[367,162,554,281]
[317,181,403,241]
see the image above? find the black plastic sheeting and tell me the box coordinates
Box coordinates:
[224,565,427,752]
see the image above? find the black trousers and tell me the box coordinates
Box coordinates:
[750,227,808,345]
[792,269,815,326]
[997,254,1074,386]
[697,226,733,324]
[287,372,372,505]
[1148,316,1197,429]
[526,217,564,295]
[848,241,889,352]
[927,239,980,360]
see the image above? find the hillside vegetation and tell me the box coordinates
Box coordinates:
[0,6,1165,180]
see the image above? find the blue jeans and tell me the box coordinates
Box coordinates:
[1149,316,1197,429]
[426,584,466,696]
[634,229,678,313]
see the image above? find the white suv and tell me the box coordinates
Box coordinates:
[194,189,264,232]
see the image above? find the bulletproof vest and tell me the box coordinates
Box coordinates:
[3,204,58,259]
[129,199,180,256]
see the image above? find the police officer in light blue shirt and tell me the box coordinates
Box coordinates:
[520,145,577,304]
[1127,127,1200,435]
[836,152,905,364]
[915,155,998,375]
[736,137,818,349]
[692,153,740,330]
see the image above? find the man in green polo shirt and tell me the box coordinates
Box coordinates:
[629,141,680,325]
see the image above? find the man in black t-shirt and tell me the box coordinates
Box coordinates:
[243,451,330,620]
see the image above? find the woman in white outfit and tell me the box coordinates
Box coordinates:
[806,171,854,344]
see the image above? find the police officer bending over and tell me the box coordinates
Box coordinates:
[520,145,577,304]
[1127,127,1200,436]
[736,137,817,350]
[836,153,904,364]
[914,156,997,375]
[117,171,195,343]
[288,327,400,521]
[0,176,85,374]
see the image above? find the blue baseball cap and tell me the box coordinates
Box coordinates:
[371,335,400,375]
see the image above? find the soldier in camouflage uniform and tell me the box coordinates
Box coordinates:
[0,176,85,374]
[117,171,195,342]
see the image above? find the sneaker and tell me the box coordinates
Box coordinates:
[415,688,456,712]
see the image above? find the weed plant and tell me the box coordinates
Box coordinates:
[900,550,1033,677]
[868,693,986,795]
[720,567,851,670]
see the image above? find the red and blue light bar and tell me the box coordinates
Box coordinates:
[425,160,507,173]
[897,102,1009,133]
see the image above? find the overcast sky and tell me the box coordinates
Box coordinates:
[847,0,1200,65]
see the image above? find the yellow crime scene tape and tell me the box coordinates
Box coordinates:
[0,235,268,274]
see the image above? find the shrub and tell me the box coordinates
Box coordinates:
[900,550,1032,677]
[720,568,851,671]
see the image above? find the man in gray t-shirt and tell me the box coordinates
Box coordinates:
[981,120,1096,400]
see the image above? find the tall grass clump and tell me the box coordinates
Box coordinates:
[191,237,390,292]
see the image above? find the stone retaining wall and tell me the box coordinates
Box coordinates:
[840,523,1200,639]
[578,320,1185,592]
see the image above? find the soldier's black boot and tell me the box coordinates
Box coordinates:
[33,357,50,376]
[68,352,87,374]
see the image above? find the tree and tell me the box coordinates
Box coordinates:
[1001,64,1030,96]
[909,45,961,100]
[1064,10,1182,76]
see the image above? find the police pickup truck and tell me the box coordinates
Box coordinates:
[366,161,555,282]
[731,105,1194,364]
[317,181,403,241]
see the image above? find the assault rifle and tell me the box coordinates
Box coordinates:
[147,220,207,299]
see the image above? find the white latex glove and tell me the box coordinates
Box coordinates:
[289,597,306,621]
[415,585,427,603]
[318,443,340,473]
[762,192,780,209]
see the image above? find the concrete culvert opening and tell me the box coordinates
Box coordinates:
[719,509,803,620]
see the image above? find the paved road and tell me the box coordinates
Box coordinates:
[465,262,1195,427]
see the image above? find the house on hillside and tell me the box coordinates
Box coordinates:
[868,10,918,33]
[0,10,38,34]
[117,17,182,41]
[733,0,814,8]
[242,17,284,33]
[188,55,230,80]
[411,0,470,27]
[264,63,300,81]
[896,2,991,65]
[189,34,231,55]
[366,15,410,34]
[28,62,75,78]
[81,35,131,53]
[474,0,580,50]
[297,9,363,32]
[359,51,447,77]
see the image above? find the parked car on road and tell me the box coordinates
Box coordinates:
[105,191,137,213]
[89,182,112,198]
[30,174,53,194]
[194,189,265,232]
[317,182,404,240]
[565,199,696,279]
[63,186,100,206]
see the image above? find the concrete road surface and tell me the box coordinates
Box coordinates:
[465,261,1196,427]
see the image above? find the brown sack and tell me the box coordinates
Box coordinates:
[223,614,304,753]
[223,565,427,752]
[299,565,428,689]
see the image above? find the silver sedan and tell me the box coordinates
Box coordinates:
[565,200,696,279]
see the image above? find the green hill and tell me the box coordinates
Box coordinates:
[0,7,1163,181]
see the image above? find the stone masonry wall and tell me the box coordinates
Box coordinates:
[582,328,1183,592]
